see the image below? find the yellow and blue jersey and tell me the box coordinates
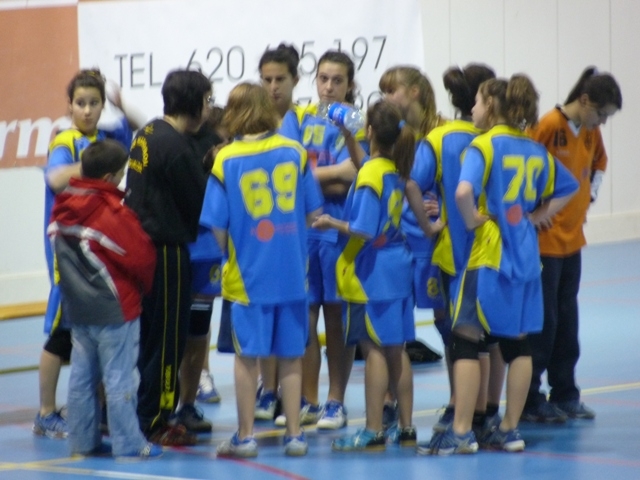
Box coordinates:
[298,103,368,243]
[429,120,482,275]
[43,119,131,333]
[199,131,323,305]
[401,138,437,257]
[460,125,579,281]
[336,157,413,303]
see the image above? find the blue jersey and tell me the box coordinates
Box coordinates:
[337,157,413,303]
[299,103,352,243]
[460,125,579,281]
[429,120,482,275]
[189,108,303,264]
[279,106,305,141]
[402,138,437,257]
[43,118,131,333]
[200,131,323,305]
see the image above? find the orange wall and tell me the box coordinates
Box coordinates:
[0,6,78,168]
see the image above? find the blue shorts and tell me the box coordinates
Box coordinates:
[477,268,543,337]
[191,258,222,298]
[413,256,444,310]
[230,300,309,357]
[453,268,543,338]
[344,298,415,347]
[308,238,340,305]
[216,299,234,354]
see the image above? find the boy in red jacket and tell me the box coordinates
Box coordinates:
[48,139,161,460]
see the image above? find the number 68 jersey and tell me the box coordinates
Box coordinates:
[460,125,578,282]
[199,131,323,305]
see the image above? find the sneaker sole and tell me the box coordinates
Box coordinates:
[520,414,567,424]
[317,419,347,430]
[285,447,309,457]
[254,410,277,421]
[196,395,221,404]
[398,439,417,447]
[564,412,596,420]
[504,441,526,452]
[437,444,479,455]
[32,425,68,439]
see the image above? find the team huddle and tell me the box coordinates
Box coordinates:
[39,43,622,460]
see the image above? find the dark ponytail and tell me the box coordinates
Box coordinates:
[443,63,495,117]
[367,100,415,180]
[564,66,622,109]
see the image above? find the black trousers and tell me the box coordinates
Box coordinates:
[527,252,582,407]
[137,244,192,434]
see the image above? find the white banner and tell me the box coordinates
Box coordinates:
[78,0,424,120]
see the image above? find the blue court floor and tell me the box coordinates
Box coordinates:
[0,240,638,480]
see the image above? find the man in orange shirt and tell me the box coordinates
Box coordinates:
[522,67,622,423]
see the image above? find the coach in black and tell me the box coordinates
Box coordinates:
[125,69,212,446]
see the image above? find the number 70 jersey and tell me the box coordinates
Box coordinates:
[460,125,578,281]
[200,132,324,305]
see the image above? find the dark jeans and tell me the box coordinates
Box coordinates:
[527,252,582,408]
[137,244,192,434]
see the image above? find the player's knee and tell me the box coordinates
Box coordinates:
[498,337,531,364]
[450,333,480,363]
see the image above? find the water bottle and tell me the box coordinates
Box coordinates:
[318,102,365,134]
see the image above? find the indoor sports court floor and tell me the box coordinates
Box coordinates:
[0,240,638,480]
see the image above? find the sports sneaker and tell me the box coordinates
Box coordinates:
[425,426,478,455]
[116,442,163,462]
[416,430,443,455]
[255,390,278,421]
[552,400,595,420]
[33,411,68,439]
[384,423,417,447]
[317,400,348,430]
[382,402,399,430]
[332,428,386,452]
[274,397,320,427]
[520,401,568,424]
[174,404,213,433]
[284,432,308,456]
[217,432,258,458]
[473,412,502,448]
[147,424,197,446]
[432,405,455,433]
[485,427,525,452]
[196,371,221,404]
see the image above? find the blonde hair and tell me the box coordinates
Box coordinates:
[223,83,279,136]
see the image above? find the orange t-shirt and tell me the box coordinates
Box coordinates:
[529,107,607,257]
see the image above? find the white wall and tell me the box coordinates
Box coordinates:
[1,0,639,306]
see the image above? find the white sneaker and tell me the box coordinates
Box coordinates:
[255,390,278,421]
[274,398,320,426]
[317,400,348,429]
[196,371,221,403]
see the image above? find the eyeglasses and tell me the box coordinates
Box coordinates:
[206,95,216,108]
[587,103,609,120]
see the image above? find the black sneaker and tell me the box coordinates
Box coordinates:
[552,400,595,420]
[520,402,568,424]
[174,404,213,433]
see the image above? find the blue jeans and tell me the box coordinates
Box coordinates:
[68,320,147,456]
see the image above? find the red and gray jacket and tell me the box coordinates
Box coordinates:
[48,177,156,326]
